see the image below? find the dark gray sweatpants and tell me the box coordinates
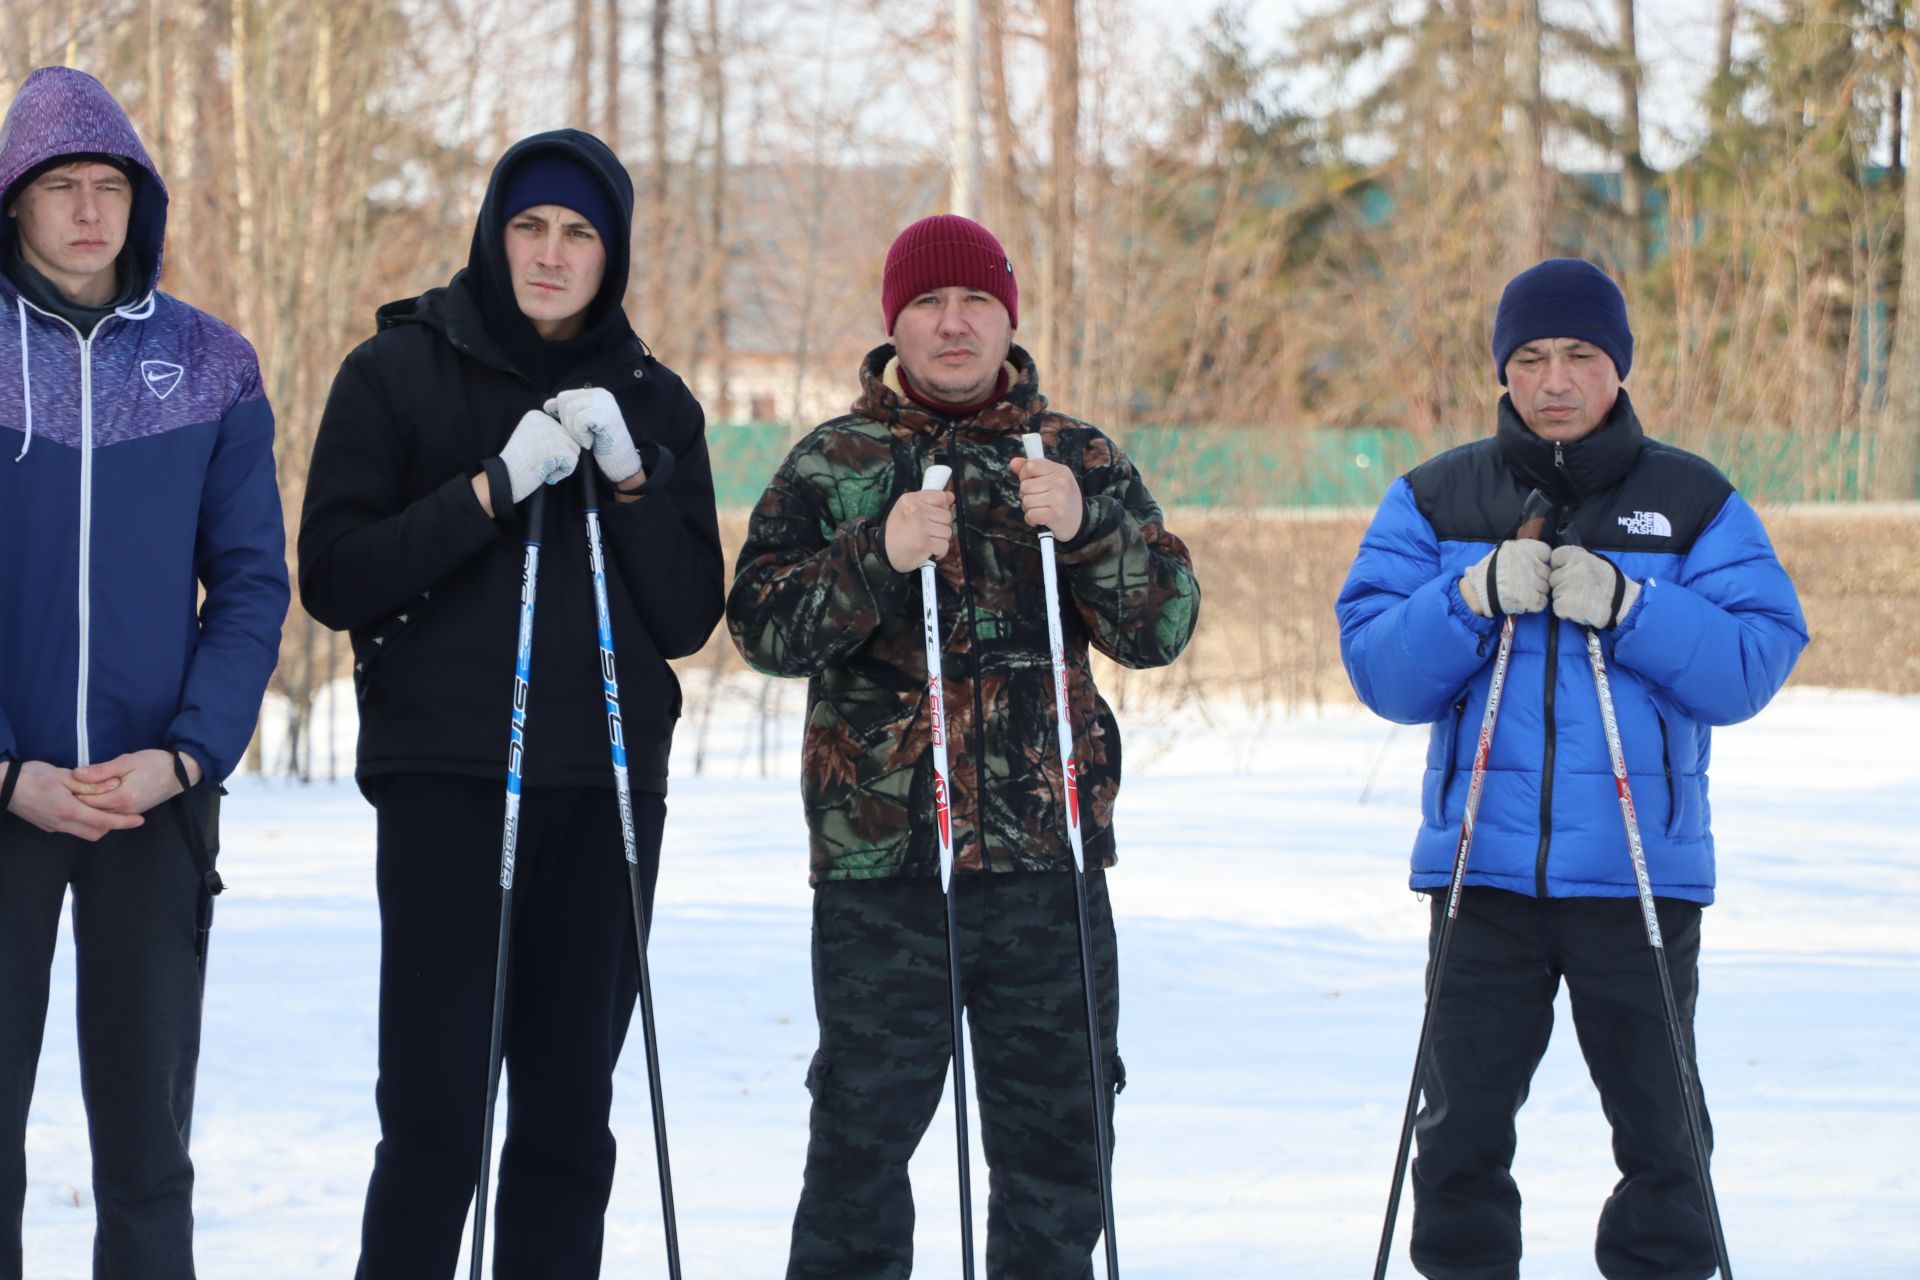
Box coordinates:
[0,790,217,1280]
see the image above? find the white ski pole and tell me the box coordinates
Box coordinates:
[1021,432,1120,1278]
[916,462,976,1278]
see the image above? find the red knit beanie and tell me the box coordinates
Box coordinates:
[881,214,1019,334]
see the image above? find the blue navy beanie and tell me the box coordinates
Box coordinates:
[499,152,618,252]
[1492,258,1633,384]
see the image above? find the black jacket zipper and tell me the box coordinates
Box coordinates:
[1536,453,1571,899]
[1534,619,1559,898]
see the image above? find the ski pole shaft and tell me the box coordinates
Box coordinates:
[1579,626,1734,1279]
[1022,433,1120,1279]
[472,485,546,1280]
[1372,612,1517,1280]
[1373,491,1549,1279]
[916,462,976,1279]
[581,461,684,1279]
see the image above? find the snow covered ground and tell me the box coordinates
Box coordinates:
[17,684,1920,1278]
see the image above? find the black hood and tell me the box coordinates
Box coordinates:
[378,129,637,388]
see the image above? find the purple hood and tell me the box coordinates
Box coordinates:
[0,66,167,292]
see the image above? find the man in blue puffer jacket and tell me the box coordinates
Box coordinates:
[0,68,287,1279]
[1336,259,1807,1280]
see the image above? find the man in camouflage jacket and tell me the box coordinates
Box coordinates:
[728,214,1199,1278]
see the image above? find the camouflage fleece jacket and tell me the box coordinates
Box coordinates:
[727,344,1200,883]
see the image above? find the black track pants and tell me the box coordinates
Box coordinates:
[1409,887,1717,1280]
[0,792,217,1280]
[352,775,662,1280]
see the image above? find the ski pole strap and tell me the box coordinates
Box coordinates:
[1484,543,1504,617]
[0,757,19,818]
[1606,560,1629,629]
[170,750,225,959]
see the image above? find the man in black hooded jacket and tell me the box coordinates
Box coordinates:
[298,130,723,1277]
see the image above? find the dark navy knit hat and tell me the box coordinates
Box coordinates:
[1492,258,1633,384]
[499,152,618,252]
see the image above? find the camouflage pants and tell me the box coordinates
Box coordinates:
[786,870,1123,1280]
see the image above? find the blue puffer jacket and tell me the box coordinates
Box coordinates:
[0,67,286,783]
[1335,393,1808,903]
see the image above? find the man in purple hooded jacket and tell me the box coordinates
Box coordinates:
[0,68,287,1279]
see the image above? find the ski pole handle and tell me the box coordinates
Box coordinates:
[1020,433,1052,546]
[918,464,956,890]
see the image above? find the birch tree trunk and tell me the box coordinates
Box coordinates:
[950,0,982,218]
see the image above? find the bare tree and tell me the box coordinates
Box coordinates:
[951,0,983,216]
[1042,0,1080,393]
[604,0,622,149]
[693,0,731,414]
[645,0,671,337]
[983,0,1019,235]
[1509,0,1546,267]
[574,0,593,126]
[1884,25,1920,499]
[1615,0,1648,269]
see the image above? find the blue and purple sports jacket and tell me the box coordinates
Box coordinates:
[0,67,286,783]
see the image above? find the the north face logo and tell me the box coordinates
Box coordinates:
[141,361,184,400]
[1619,511,1672,537]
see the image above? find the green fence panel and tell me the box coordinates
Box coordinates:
[704,421,1914,508]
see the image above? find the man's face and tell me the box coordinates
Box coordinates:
[891,286,1013,405]
[8,160,132,307]
[504,204,607,340]
[1504,337,1621,442]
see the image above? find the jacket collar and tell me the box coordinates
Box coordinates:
[852,342,1046,439]
[1497,388,1645,501]
[376,276,646,392]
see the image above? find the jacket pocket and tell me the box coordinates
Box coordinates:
[350,592,432,703]
[1657,709,1702,840]
[1421,698,1468,827]
[1656,712,1677,836]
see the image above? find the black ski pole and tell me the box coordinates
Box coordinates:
[1373,490,1550,1280]
[1561,524,1734,1280]
[580,460,685,1278]
[1021,433,1119,1279]
[914,461,977,1280]
[471,485,547,1280]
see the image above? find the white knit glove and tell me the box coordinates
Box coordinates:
[1460,539,1551,618]
[497,409,579,503]
[1550,545,1641,629]
[546,388,644,485]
